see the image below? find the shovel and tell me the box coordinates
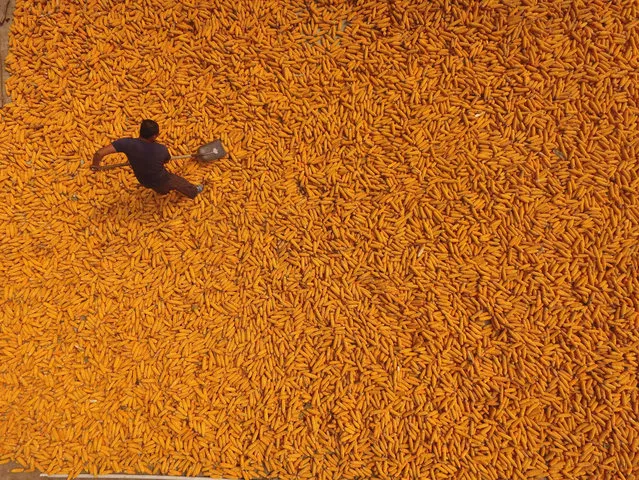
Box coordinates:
[97,139,227,171]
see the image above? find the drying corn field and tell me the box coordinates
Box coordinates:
[0,0,638,478]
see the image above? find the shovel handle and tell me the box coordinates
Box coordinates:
[96,154,194,171]
[97,162,129,170]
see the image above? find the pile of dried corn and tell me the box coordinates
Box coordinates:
[1,0,638,478]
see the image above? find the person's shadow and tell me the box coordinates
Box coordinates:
[88,182,198,228]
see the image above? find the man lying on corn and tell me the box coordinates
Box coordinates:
[90,119,204,199]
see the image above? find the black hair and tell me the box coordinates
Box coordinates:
[140,119,160,139]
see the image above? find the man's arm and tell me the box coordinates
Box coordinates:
[90,144,117,171]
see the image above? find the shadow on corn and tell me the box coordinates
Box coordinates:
[0,0,14,106]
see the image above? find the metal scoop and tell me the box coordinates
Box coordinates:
[171,139,227,162]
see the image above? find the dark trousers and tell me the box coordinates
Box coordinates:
[150,173,199,199]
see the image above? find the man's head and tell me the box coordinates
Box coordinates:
[140,119,159,141]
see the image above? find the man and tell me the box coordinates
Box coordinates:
[90,119,203,199]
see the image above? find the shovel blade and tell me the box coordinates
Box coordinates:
[196,139,226,161]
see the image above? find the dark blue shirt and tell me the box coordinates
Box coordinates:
[112,138,171,187]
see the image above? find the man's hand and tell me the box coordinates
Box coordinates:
[91,144,117,171]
